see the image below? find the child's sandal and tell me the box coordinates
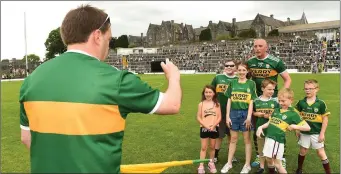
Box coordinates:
[198,166,205,174]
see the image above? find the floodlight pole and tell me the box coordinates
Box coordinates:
[24,12,28,77]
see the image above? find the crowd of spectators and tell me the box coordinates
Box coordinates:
[105,36,339,73]
[2,36,339,79]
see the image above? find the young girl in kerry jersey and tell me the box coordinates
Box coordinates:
[221,61,257,174]
[197,85,222,174]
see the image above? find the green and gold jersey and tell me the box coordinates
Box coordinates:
[211,74,238,115]
[253,97,279,134]
[247,54,287,97]
[266,107,307,144]
[19,51,163,173]
[295,97,330,135]
[225,79,257,110]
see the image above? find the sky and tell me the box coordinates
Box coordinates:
[1,1,340,60]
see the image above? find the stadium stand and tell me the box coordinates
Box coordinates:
[1,36,339,79]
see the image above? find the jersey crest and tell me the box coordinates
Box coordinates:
[314,107,319,113]
[282,114,287,120]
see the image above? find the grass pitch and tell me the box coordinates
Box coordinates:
[1,74,340,173]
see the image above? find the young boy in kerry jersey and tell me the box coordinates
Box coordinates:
[295,79,331,174]
[252,79,279,174]
[256,88,310,174]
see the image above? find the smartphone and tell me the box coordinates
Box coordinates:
[150,59,168,72]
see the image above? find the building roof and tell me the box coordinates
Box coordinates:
[148,24,161,32]
[217,20,232,30]
[235,20,253,30]
[194,27,207,35]
[278,20,340,33]
[185,24,194,33]
[258,14,286,28]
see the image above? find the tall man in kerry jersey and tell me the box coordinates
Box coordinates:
[247,39,292,169]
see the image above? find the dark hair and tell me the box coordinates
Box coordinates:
[261,78,277,88]
[201,85,219,107]
[60,4,111,45]
[236,61,252,79]
[225,59,236,65]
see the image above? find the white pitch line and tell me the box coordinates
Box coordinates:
[153,82,164,89]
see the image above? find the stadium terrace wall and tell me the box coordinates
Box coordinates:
[1,69,339,82]
[142,69,340,75]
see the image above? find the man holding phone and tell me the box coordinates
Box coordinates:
[19,4,182,173]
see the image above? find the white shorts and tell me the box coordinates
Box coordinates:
[263,137,284,160]
[298,133,324,149]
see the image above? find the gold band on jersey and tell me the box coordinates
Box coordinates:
[250,68,278,78]
[231,92,251,103]
[255,108,275,115]
[300,112,326,123]
[24,101,125,135]
[270,117,289,132]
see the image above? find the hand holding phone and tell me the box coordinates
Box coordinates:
[161,58,180,82]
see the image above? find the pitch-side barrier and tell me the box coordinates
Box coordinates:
[1,69,339,82]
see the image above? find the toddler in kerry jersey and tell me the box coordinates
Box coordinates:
[196,85,221,174]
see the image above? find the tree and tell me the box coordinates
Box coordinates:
[237,29,256,38]
[1,59,9,63]
[115,35,129,48]
[268,29,279,37]
[216,34,231,41]
[199,29,212,41]
[44,27,67,61]
[128,44,137,48]
[109,37,117,49]
[22,54,40,63]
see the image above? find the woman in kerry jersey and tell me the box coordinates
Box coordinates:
[197,85,222,174]
[220,61,257,174]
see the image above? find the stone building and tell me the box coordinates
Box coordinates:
[146,12,309,46]
[216,20,233,37]
[278,20,340,40]
[128,33,147,47]
[251,13,308,38]
[146,20,195,46]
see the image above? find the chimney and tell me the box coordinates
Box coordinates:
[232,18,236,25]
[141,33,143,38]
[270,14,274,18]
[171,20,174,24]
[287,17,290,22]
[181,22,183,27]
[209,20,212,25]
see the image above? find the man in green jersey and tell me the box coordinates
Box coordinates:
[211,60,238,163]
[295,80,331,174]
[247,39,292,97]
[248,39,292,168]
[256,88,310,174]
[19,5,182,173]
